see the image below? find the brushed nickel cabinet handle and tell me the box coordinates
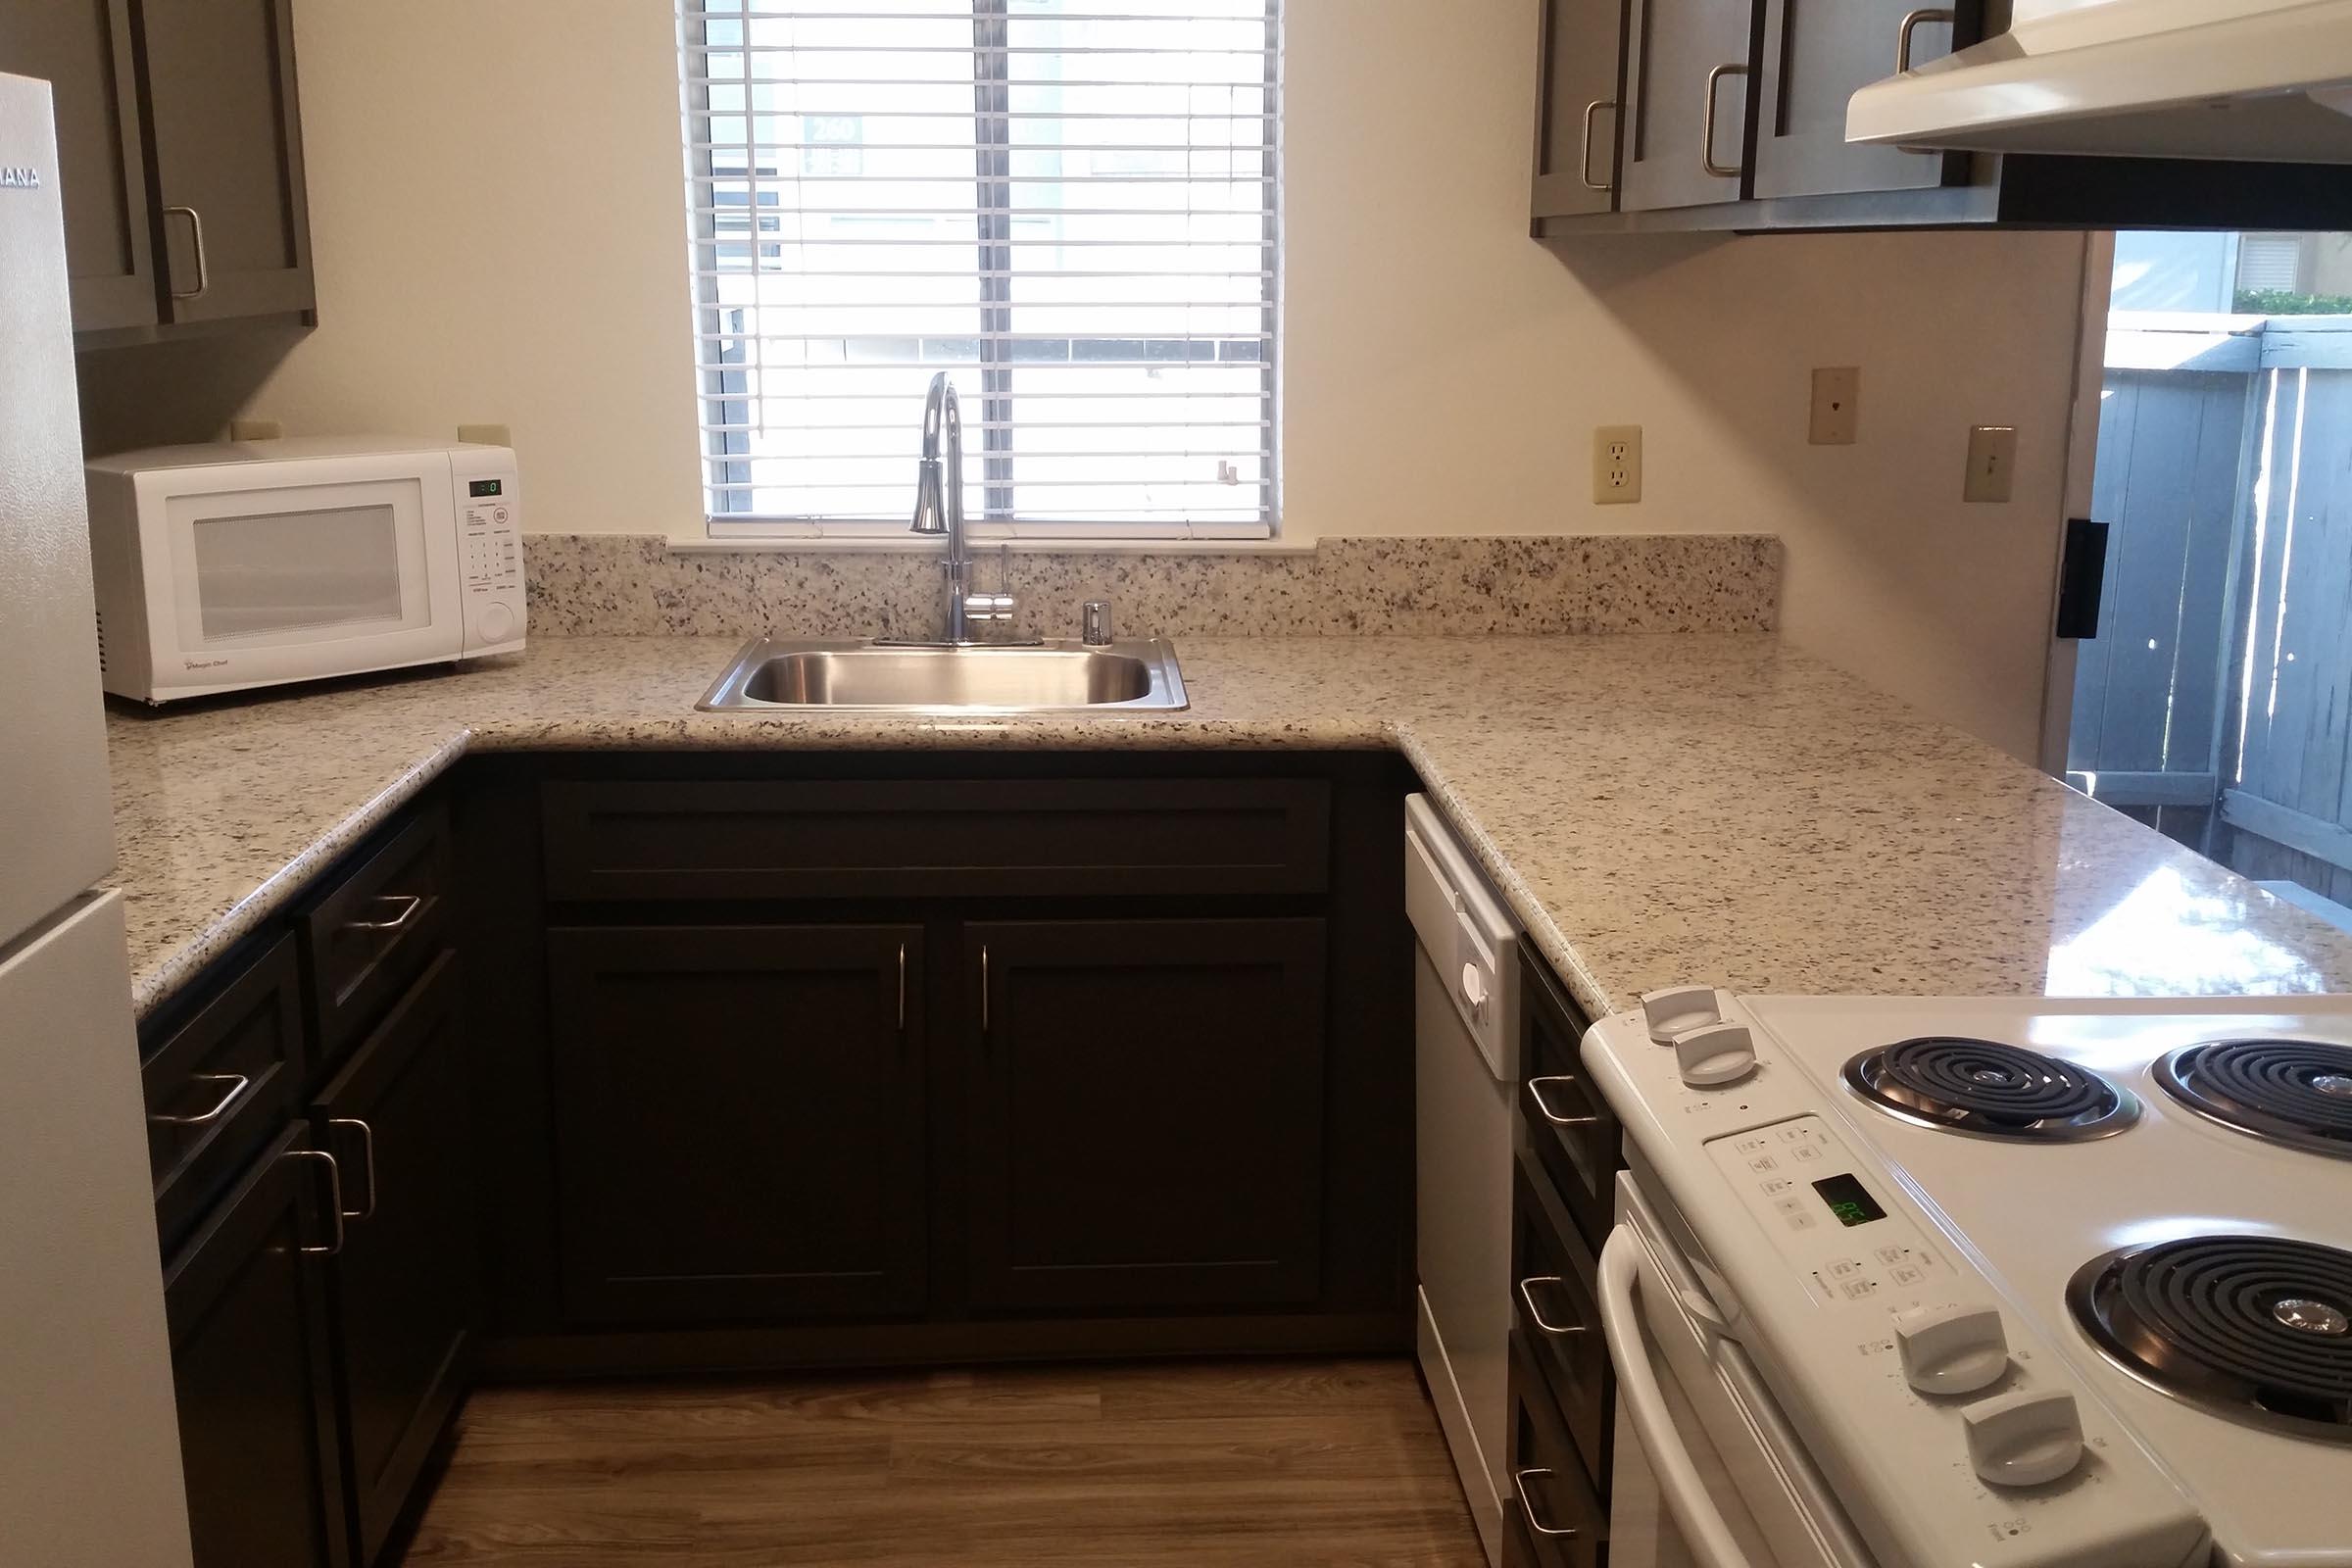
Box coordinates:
[980,944,990,1034]
[1526,1075,1604,1127]
[282,1149,346,1255]
[1700,63,1748,178]
[327,1117,377,1220]
[1518,1274,1592,1337]
[1513,1470,1582,1540]
[344,893,423,933]
[1896,7,1955,73]
[149,1071,249,1127]
[1580,98,1617,191]
[164,205,209,299]
[897,942,907,1031]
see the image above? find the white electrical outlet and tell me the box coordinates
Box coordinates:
[1964,425,2017,502]
[1593,424,1642,504]
[1809,367,1860,445]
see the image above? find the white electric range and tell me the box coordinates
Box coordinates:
[1581,989,2352,1568]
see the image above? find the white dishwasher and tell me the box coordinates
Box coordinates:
[1405,793,1521,1568]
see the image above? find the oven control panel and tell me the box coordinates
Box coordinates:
[1706,1116,1955,1309]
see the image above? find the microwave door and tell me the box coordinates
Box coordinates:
[150,472,462,695]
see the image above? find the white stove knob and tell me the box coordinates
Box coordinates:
[1642,985,1723,1043]
[1894,1302,2010,1395]
[1672,1021,1756,1086]
[1962,1388,2083,1488]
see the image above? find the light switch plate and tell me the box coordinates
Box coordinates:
[1964,425,2017,503]
[1593,424,1642,504]
[1809,368,1860,445]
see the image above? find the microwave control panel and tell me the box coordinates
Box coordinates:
[451,448,524,653]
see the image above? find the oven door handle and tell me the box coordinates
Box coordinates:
[1599,1226,1757,1568]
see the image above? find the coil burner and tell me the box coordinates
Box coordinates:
[1840,1037,2136,1142]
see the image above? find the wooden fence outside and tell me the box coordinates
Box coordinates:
[2069,315,2352,905]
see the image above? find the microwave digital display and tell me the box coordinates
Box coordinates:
[469,479,504,498]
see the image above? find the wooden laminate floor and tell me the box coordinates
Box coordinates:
[404,1358,1487,1567]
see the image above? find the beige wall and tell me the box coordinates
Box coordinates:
[131,0,2086,759]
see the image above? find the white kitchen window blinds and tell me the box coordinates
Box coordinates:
[681,1,1282,538]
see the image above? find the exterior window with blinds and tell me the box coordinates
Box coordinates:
[680,1,1283,539]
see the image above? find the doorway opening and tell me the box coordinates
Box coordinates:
[2063,230,2352,934]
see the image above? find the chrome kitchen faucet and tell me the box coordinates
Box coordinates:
[909,371,1014,643]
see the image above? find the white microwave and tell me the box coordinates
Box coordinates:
[85,435,525,704]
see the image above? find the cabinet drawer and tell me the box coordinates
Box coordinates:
[1507,1334,1608,1568]
[144,933,306,1248]
[301,801,452,1060]
[541,777,1330,902]
[1513,1150,1613,1494]
[1520,948,1619,1253]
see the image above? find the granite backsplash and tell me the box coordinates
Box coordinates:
[523,532,1782,639]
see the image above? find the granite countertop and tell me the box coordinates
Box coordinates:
[105,634,2352,1022]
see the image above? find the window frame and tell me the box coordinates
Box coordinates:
[678,1,1285,543]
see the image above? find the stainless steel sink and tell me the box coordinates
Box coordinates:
[697,637,1189,712]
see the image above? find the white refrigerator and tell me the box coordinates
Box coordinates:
[0,71,196,1567]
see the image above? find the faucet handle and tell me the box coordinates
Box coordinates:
[962,544,1015,624]
[1082,600,1113,646]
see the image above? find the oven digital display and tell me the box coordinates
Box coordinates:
[1811,1172,1886,1228]
[469,479,504,497]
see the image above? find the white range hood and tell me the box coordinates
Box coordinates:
[1847,0,2352,161]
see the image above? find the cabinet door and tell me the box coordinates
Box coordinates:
[139,0,311,321]
[311,951,475,1566]
[165,1126,352,1568]
[963,917,1327,1311]
[1620,0,1759,212]
[0,0,156,329]
[1531,0,1627,220]
[548,924,927,1323]
[1753,0,1972,199]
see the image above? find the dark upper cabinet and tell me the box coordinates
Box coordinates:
[1530,0,1626,220]
[0,0,156,329]
[140,0,313,322]
[0,0,311,336]
[1619,0,1759,212]
[311,951,476,1567]
[1539,0,2352,229]
[547,923,929,1324]
[165,1126,352,1568]
[1752,0,1974,200]
[961,917,1328,1312]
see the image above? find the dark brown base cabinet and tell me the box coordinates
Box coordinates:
[147,799,473,1568]
[965,917,1327,1312]
[1504,937,1623,1568]
[311,952,477,1566]
[547,923,929,1324]
[463,753,1414,1373]
[164,1127,352,1568]
[144,754,1416,1560]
